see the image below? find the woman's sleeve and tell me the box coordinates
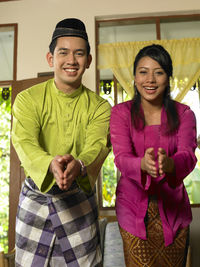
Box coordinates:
[110,104,145,189]
[168,108,197,187]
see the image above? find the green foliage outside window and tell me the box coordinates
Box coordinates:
[102,149,117,207]
[0,86,11,253]
[184,150,200,204]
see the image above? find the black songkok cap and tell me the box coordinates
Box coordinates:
[50,18,89,45]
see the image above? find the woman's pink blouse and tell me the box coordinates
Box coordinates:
[110,100,197,246]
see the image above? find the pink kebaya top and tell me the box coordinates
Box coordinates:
[144,125,160,195]
[110,100,197,246]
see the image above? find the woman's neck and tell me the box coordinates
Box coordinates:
[141,100,162,126]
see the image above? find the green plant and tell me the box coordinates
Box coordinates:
[0,86,11,253]
[102,150,117,207]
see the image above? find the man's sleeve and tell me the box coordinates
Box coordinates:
[77,100,111,190]
[11,92,54,192]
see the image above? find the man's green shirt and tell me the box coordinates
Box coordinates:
[12,78,111,193]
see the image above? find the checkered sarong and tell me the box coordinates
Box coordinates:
[15,178,102,267]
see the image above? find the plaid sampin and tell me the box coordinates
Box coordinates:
[15,178,102,267]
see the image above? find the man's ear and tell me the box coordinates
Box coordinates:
[46,52,54,67]
[86,54,92,69]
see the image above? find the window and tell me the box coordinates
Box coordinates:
[96,14,200,210]
[178,81,200,205]
[0,24,17,252]
[0,24,17,81]
[0,85,11,252]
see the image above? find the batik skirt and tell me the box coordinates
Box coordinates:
[119,196,189,267]
[15,178,102,267]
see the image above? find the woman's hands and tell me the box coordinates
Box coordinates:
[141,147,174,178]
[157,148,175,176]
[141,148,157,178]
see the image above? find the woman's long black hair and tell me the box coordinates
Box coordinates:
[131,44,179,133]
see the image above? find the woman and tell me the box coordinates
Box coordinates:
[110,44,197,267]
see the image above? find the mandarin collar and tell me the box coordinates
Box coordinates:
[53,80,83,98]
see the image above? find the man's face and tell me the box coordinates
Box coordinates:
[47,36,92,93]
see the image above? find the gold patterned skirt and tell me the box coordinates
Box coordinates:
[119,197,189,267]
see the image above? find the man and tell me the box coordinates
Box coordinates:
[12,18,111,267]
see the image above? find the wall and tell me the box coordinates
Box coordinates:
[0,0,200,265]
[0,0,200,89]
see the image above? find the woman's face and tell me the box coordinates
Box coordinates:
[134,56,168,106]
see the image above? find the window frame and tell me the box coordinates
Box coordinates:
[0,0,19,2]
